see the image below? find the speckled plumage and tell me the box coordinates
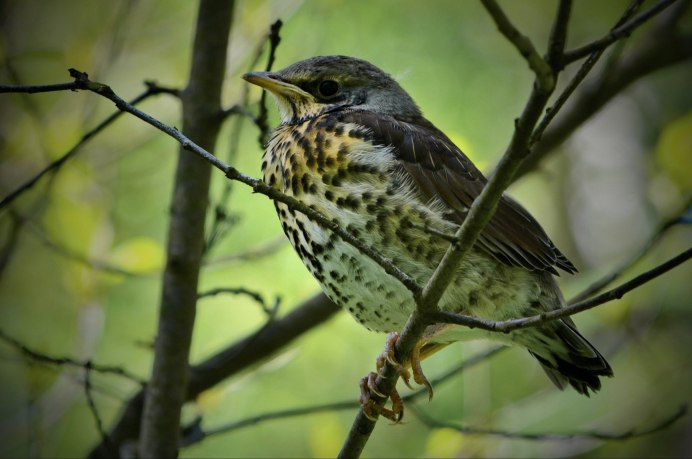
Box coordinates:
[245,55,612,395]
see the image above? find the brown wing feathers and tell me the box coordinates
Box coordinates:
[340,111,577,275]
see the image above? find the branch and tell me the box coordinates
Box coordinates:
[205,235,287,266]
[339,2,561,455]
[198,286,280,317]
[570,196,691,303]
[0,82,174,211]
[52,68,419,295]
[410,404,687,442]
[561,0,678,65]
[515,1,692,178]
[181,347,505,447]
[530,0,647,147]
[0,328,144,384]
[480,0,554,91]
[256,19,283,146]
[87,293,339,458]
[84,363,114,450]
[429,248,692,333]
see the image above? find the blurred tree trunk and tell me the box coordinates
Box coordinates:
[138,0,235,457]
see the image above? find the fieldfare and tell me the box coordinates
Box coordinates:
[244,55,612,421]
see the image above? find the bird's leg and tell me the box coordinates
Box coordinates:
[358,332,436,422]
[378,332,414,390]
[359,372,404,423]
[411,339,434,401]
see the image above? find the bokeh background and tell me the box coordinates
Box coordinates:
[0,0,690,457]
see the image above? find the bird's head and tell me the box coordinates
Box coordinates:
[243,55,421,125]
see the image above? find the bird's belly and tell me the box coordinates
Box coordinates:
[276,195,542,333]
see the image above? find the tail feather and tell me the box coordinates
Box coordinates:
[526,319,613,396]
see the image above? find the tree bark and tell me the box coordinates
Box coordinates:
[138,1,235,457]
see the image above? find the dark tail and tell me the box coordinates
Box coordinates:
[526,319,613,396]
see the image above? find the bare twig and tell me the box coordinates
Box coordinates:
[429,248,692,333]
[205,235,287,266]
[561,0,678,65]
[570,196,692,303]
[480,0,554,91]
[256,19,283,146]
[181,347,505,447]
[43,69,421,295]
[0,212,23,281]
[339,2,562,455]
[530,0,650,146]
[545,0,573,69]
[410,404,687,441]
[0,81,79,94]
[84,363,114,449]
[88,293,339,458]
[514,2,692,179]
[15,211,146,277]
[0,328,145,384]
[198,286,280,317]
[0,82,175,210]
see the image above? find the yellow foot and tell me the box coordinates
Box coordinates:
[359,372,404,423]
[357,332,436,423]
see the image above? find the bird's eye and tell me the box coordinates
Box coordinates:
[318,80,340,98]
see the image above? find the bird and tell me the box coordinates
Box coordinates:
[243,55,612,420]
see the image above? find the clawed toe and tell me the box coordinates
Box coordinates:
[359,372,404,422]
[357,332,436,422]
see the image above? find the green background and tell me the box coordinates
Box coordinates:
[0,0,690,457]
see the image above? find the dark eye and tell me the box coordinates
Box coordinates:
[318,80,339,98]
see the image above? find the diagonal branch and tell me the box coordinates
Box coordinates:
[570,195,691,302]
[87,292,340,459]
[480,0,554,91]
[515,1,692,179]
[181,347,505,447]
[50,69,420,295]
[561,0,679,66]
[429,248,692,333]
[0,82,176,210]
[338,2,562,456]
[0,328,145,384]
[411,404,687,442]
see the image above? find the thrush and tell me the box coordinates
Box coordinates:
[243,55,612,419]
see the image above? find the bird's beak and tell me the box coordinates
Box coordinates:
[242,71,314,100]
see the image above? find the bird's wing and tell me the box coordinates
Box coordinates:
[339,111,576,275]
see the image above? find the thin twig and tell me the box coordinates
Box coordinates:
[39,69,420,295]
[561,0,678,66]
[83,362,114,449]
[480,0,555,91]
[429,248,692,333]
[205,20,281,254]
[410,404,687,441]
[545,0,573,70]
[570,196,691,303]
[16,211,146,277]
[0,328,145,384]
[181,347,505,447]
[205,235,287,266]
[339,3,561,455]
[0,81,79,94]
[256,19,283,146]
[0,81,176,210]
[198,287,280,317]
[530,0,654,146]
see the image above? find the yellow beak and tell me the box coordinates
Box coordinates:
[242,72,314,100]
